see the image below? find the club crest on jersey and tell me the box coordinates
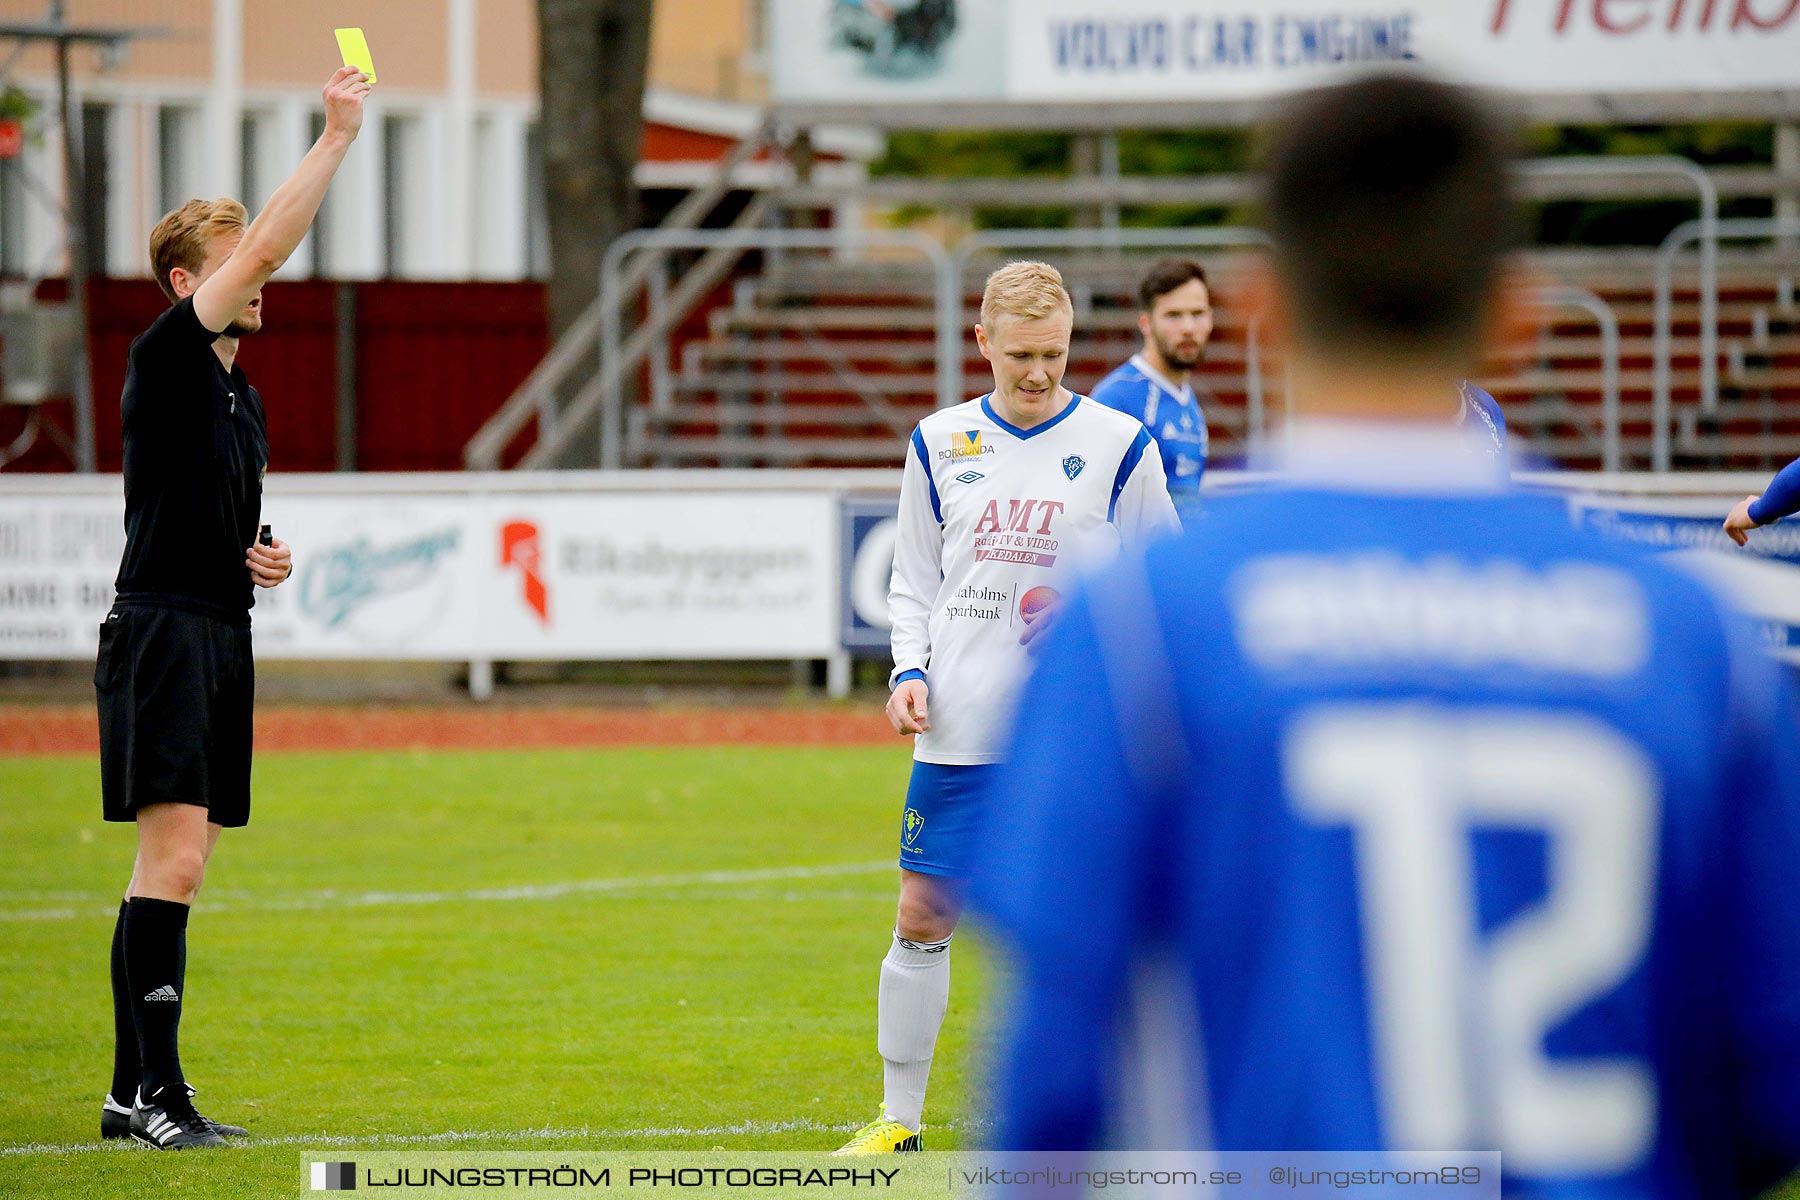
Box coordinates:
[902,808,926,848]
[954,470,985,485]
[1062,455,1086,481]
[940,430,996,462]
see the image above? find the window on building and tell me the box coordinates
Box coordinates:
[239,112,259,212]
[381,112,413,278]
[0,154,23,277]
[156,105,200,219]
[307,111,331,276]
[525,120,548,280]
[471,114,495,276]
[744,0,770,65]
[81,102,109,276]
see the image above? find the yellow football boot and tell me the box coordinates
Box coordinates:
[831,1113,922,1154]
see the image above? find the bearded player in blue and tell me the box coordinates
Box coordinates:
[1091,259,1214,517]
[976,74,1800,1197]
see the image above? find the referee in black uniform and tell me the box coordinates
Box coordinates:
[96,65,370,1150]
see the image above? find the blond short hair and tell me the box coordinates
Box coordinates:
[149,198,248,303]
[980,261,1074,329]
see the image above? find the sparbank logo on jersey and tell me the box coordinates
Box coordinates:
[940,430,997,462]
[945,582,1010,622]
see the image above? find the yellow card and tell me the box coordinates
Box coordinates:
[333,27,376,84]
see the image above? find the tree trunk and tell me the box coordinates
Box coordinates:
[537,0,653,343]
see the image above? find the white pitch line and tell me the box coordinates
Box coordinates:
[0,862,895,923]
[2,1116,985,1158]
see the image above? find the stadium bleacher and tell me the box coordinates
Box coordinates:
[625,245,1800,473]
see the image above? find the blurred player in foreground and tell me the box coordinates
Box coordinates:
[834,262,1178,1154]
[1724,457,1800,544]
[977,73,1800,1194]
[1090,258,1215,517]
[96,66,369,1150]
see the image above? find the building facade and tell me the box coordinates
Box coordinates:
[0,0,854,283]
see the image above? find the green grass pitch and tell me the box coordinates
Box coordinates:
[0,744,995,1197]
[11,743,1800,1200]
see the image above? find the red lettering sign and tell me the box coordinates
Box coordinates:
[1491,0,1795,32]
[1594,0,1653,32]
[1735,0,1800,29]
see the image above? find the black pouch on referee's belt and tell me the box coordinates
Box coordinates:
[93,611,128,693]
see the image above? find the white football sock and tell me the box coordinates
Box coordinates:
[878,929,952,1131]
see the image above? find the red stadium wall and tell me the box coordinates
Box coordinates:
[353,283,548,471]
[3,279,548,474]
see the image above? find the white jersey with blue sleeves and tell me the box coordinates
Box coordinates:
[889,393,1179,765]
[1090,354,1209,510]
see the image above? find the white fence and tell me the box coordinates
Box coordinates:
[5,469,1800,695]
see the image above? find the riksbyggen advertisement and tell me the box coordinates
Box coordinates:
[471,493,838,659]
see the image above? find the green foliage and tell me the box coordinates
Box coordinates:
[0,87,34,123]
[872,128,1254,230]
[1529,123,1777,244]
[0,744,990,1196]
[869,121,1783,244]
[876,130,1075,179]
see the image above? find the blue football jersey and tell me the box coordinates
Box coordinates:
[976,429,1800,1196]
[1091,355,1208,513]
[1749,455,1800,525]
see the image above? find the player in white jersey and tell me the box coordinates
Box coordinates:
[833,262,1178,1155]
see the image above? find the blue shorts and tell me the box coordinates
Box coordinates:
[900,762,1000,878]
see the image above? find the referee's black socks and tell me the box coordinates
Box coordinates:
[122,897,190,1096]
[108,901,138,1103]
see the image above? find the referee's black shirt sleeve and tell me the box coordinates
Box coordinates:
[113,296,271,619]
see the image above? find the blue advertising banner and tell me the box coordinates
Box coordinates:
[837,484,1800,664]
[1564,491,1800,660]
[841,496,902,655]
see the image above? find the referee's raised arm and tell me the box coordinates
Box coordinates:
[190,65,369,334]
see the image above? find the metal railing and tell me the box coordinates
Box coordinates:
[603,229,1637,472]
[1524,157,1718,404]
[463,118,776,470]
[1652,216,1800,470]
[596,228,956,469]
[479,154,1718,474]
[1532,285,1622,472]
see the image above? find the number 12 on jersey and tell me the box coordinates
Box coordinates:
[1287,705,1660,1173]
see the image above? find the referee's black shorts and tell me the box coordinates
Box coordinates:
[96,602,255,828]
